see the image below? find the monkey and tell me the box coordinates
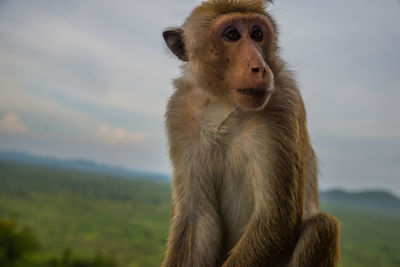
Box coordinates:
[162,0,340,266]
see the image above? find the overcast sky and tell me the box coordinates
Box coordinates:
[0,0,399,196]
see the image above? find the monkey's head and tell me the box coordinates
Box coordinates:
[163,0,278,110]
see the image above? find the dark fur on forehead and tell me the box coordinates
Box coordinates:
[193,0,271,16]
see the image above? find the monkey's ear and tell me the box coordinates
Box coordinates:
[163,28,188,62]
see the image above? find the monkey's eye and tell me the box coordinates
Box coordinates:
[224,28,241,42]
[250,28,263,42]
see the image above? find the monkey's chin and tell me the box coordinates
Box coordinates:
[233,88,270,110]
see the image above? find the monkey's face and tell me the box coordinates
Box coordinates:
[208,14,275,110]
[163,13,275,110]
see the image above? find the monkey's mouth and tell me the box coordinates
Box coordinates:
[236,88,267,98]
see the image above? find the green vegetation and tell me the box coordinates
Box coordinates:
[0,217,39,266]
[0,161,399,266]
[45,249,118,267]
[0,162,170,266]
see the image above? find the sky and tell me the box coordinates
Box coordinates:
[0,0,399,196]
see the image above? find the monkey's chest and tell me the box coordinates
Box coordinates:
[191,103,263,250]
[220,140,256,252]
[199,123,257,252]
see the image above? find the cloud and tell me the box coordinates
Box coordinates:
[0,112,29,135]
[96,124,144,146]
[0,1,179,117]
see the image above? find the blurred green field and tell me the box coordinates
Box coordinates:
[0,162,170,266]
[322,205,400,267]
[0,161,399,266]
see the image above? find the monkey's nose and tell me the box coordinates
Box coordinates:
[251,66,267,79]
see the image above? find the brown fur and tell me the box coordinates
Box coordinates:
[162,0,340,266]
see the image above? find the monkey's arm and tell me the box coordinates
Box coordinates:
[162,89,224,266]
[162,163,223,267]
[222,125,304,267]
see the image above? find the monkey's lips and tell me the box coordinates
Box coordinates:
[236,88,268,98]
[233,88,270,109]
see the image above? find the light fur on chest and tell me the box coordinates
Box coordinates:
[193,95,268,253]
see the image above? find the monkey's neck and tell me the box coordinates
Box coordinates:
[218,105,239,130]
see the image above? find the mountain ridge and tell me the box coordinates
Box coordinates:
[0,150,169,181]
[321,188,400,214]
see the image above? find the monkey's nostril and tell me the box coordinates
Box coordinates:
[262,68,267,77]
[252,68,260,73]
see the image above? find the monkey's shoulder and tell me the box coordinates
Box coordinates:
[165,83,211,139]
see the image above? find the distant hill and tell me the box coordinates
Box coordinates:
[0,150,169,181]
[321,189,400,215]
